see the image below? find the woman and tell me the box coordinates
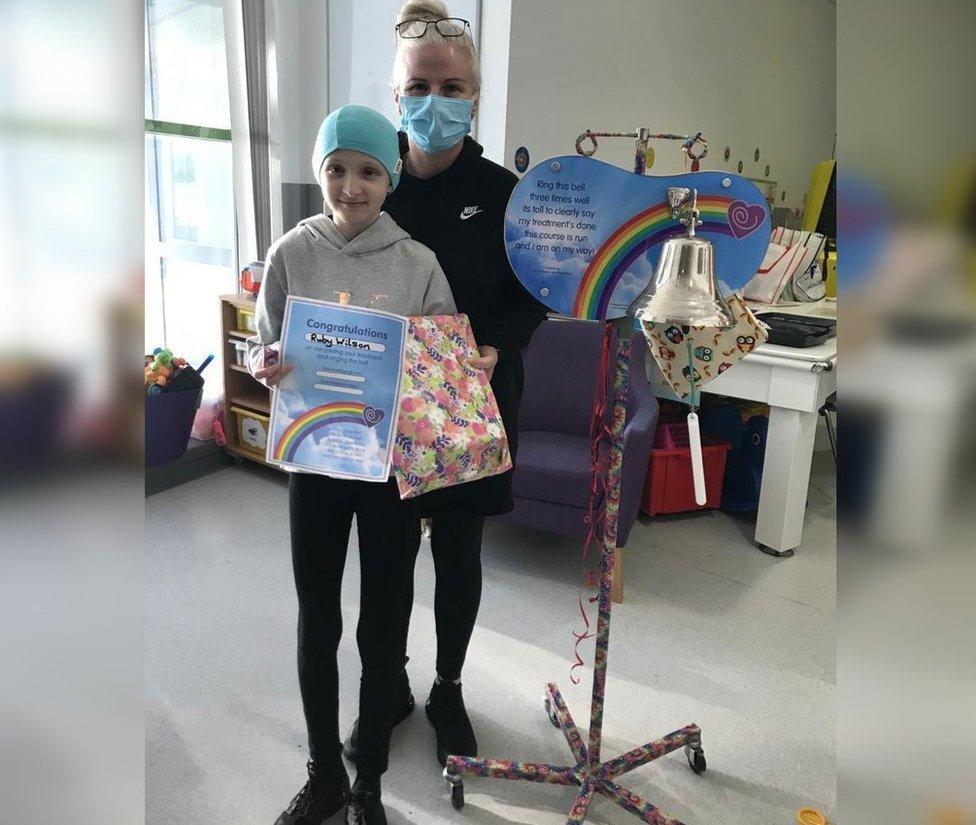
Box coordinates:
[342,0,547,770]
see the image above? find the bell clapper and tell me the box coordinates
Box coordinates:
[687,410,708,506]
[685,338,707,506]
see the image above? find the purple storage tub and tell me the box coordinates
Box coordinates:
[145,386,203,466]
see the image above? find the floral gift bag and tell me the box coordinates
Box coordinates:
[392,314,512,499]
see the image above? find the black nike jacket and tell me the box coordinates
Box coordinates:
[385,134,548,516]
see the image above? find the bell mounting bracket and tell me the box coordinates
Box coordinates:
[667,186,700,236]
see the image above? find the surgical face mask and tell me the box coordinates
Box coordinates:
[399,93,474,155]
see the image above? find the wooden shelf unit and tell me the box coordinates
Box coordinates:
[230,391,271,415]
[219,293,278,469]
[225,443,276,469]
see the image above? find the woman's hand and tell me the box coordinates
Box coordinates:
[468,345,499,381]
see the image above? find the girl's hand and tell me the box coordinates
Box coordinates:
[253,344,293,387]
[254,362,294,387]
[468,345,499,381]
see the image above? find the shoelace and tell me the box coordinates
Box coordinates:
[284,779,314,816]
[285,761,318,816]
[348,789,379,824]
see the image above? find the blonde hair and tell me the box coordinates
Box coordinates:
[393,0,481,93]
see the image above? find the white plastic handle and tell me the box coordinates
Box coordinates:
[687,412,707,506]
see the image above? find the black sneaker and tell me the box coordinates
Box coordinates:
[274,761,349,825]
[425,679,478,767]
[346,779,386,825]
[342,669,414,763]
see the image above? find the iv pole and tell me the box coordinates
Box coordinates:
[443,128,708,825]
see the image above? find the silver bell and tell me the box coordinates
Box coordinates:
[627,188,733,330]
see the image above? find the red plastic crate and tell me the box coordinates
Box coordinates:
[641,423,731,515]
[654,420,693,450]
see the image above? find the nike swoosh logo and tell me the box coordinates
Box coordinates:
[459,207,483,220]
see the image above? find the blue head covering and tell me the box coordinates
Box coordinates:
[311,104,402,189]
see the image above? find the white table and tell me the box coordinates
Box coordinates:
[647,301,837,556]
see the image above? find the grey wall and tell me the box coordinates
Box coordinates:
[501,0,835,208]
[477,0,512,165]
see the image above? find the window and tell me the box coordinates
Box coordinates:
[145,0,237,400]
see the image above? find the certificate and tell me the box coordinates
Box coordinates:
[266,297,407,481]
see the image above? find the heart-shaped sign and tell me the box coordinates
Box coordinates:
[363,406,385,428]
[727,200,765,239]
[505,156,770,320]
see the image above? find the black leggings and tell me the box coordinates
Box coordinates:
[401,513,486,682]
[289,473,420,780]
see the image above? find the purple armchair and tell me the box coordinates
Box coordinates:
[495,318,658,596]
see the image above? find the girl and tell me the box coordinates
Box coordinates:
[249,104,455,825]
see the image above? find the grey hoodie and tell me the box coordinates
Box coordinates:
[247,212,456,375]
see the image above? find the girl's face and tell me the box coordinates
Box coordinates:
[394,42,478,116]
[320,149,392,238]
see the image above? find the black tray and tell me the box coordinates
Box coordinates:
[760,312,836,348]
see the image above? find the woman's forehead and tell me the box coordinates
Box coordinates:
[400,42,472,82]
